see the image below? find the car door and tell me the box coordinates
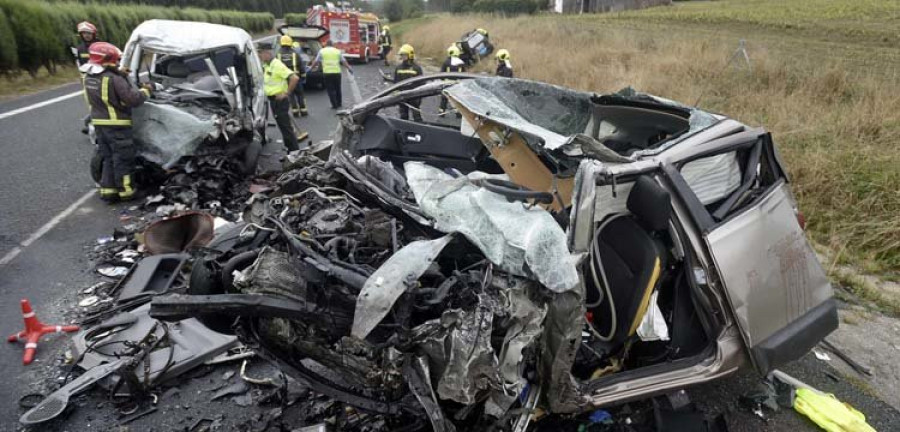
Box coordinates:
[663,131,838,374]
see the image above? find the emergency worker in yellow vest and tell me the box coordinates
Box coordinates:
[309,40,353,109]
[279,35,308,117]
[259,42,302,152]
[81,42,152,202]
[393,44,423,122]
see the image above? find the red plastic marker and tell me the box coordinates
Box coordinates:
[7,299,79,365]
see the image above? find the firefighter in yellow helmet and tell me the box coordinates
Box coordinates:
[495,48,513,78]
[379,25,393,66]
[439,44,466,114]
[81,42,153,202]
[279,35,308,117]
[393,44,423,122]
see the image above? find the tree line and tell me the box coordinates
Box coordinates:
[42,0,305,19]
[0,0,273,76]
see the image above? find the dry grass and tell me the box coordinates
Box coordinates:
[400,12,900,274]
[0,66,81,100]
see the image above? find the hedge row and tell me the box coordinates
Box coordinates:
[284,13,308,26]
[0,0,273,75]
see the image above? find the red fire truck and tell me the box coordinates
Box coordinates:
[307,5,383,63]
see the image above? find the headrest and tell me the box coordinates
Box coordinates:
[166,61,189,78]
[626,175,671,232]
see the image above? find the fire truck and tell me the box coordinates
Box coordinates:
[307,4,383,63]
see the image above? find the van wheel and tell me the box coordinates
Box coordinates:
[90,151,103,184]
[242,137,263,175]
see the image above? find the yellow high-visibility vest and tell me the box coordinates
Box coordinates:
[320,47,342,75]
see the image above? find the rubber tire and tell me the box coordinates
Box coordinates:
[242,137,262,176]
[90,151,103,185]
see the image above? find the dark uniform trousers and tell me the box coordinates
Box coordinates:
[269,96,299,152]
[324,73,343,109]
[96,126,136,194]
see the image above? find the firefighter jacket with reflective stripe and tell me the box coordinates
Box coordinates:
[496,61,514,78]
[441,57,466,73]
[319,47,343,75]
[393,61,423,83]
[83,69,148,127]
[379,33,392,47]
[76,40,97,66]
[279,47,305,77]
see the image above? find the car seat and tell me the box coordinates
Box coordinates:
[587,175,671,355]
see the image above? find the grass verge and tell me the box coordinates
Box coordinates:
[399,4,900,275]
[0,66,81,101]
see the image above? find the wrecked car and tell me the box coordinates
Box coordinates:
[90,20,267,182]
[277,24,328,90]
[151,75,838,430]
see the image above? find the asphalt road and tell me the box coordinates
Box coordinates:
[0,62,391,431]
[0,62,897,431]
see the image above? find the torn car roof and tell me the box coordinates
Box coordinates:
[124,19,255,56]
[444,77,721,156]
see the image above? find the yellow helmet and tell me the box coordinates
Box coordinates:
[476,28,488,37]
[383,25,390,31]
[447,44,460,57]
[279,35,293,47]
[496,49,510,61]
[292,41,300,49]
[398,44,415,59]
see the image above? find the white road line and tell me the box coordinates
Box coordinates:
[0,190,96,266]
[347,71,363,104]
[0,91,82,121]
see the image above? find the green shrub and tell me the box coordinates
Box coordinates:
[472,0,542,14]
[0,8,18,71]
[0,0,273,74]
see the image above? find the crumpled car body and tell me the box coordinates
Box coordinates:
[152,74,838,430]
[91,20,267,177]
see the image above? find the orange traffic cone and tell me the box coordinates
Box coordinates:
[7,299,79,365]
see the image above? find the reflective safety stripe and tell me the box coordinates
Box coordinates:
[99,188,119,197]
[293,53,298,72]
[81,76,90,108]
[321,47,342,74]
[93,118,132,126]
[396,69,420,75]
[79,53,90,58]
[119,175,134,198]
[98,76,131,126]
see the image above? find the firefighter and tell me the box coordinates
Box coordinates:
[75,21,99,66]
[259,43,303,152]
[81,42,152,202]
[394,44,423,122]
[439,44,466,114]
[495,49,513,78]
[379,25,393,66]
[279,35,308,117]
[309,40,353,109]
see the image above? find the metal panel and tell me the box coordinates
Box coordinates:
[705,182,833,369]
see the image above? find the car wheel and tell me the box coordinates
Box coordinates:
[242,136,263,175]
[90,151,102,185]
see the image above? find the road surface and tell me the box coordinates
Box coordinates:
[0,62,897,431]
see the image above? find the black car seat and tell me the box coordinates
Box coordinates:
[587,175,671,355]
